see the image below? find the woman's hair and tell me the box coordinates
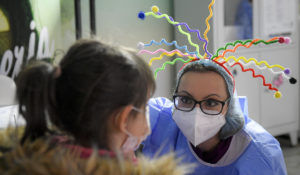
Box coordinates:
[17,39,155,148]
[175,60,244,140]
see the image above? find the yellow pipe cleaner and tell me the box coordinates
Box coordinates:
[203,0,215,58]
[145,12,204,59]
[149,51,196,66]
[221,56,285,70]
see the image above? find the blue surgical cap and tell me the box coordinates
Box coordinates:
[175,59,245,140]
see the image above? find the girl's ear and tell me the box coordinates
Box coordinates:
[113,105,134,133]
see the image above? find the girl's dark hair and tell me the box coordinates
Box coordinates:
[17,40,155,148]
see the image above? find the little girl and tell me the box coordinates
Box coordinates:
[0,40,191,175]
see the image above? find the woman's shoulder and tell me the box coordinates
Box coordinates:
[149,97,174,113]
[244,120,284,162]
[148,97,180,129]
[236,122,287,174]
[144,97,180,153]
[244,119,280,146]
[148,97,175,127]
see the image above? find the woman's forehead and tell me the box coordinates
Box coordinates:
[178,71,228,99]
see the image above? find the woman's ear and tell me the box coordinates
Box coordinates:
[113,105,133,133]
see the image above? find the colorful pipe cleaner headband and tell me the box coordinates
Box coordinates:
[137,1,297,99]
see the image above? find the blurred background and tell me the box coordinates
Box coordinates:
[0,0,299,174]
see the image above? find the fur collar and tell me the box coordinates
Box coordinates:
[0,127,193,175]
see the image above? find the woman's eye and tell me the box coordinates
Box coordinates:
[204,99,219,107]
[180,96,193,104]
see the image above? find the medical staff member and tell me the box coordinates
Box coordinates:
[143,59,287,175]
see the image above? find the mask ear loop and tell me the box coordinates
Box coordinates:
[114,107,132,135]
[122,109,150,154]
[132,106,143,113]
[124,106,151,138]
[145,106,151,135]
[119,107,139,153]
[132,106,152,136]
[122,107,135,135]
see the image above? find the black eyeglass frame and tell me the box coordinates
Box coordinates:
[173,95,230,115]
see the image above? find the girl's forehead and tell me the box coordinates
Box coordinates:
[178,71,228,98]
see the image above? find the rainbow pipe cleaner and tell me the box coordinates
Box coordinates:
[137,2,297,99]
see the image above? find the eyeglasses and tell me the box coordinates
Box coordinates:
[173,95,230,115]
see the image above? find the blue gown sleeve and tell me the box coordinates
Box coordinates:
[238,97,287,174]
[143,97,180,157]
[243,119,288,175]
[238,96,249,124]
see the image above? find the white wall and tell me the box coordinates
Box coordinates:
[28,0,175,98]
[30,0,63,55]
[80,0,175,98]
[298,0,300,138]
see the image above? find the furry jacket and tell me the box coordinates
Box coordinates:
[0,128,192,175]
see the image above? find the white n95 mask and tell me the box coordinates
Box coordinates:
[172,107,226,146]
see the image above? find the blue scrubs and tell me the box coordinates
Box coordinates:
[143,97,287,175]
[235,0,253,39]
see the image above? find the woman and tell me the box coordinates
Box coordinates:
[0,40,190,175]
[143,59,287,175]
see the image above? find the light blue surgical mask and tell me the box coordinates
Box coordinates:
[121,106,150,153]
